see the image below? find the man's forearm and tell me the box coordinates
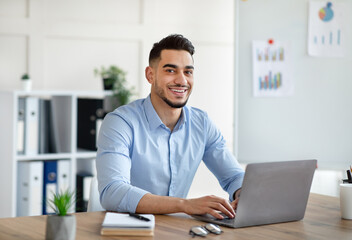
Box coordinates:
[135,193,236,219]
[135,193,185,214]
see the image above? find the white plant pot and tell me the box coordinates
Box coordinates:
[45,215,76,240]
[22,80,32,91]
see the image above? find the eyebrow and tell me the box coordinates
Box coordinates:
[162,64,194,70]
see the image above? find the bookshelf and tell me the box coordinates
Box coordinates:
[0,90,111,218]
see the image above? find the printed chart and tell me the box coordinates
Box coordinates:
[258,71,282,90]
[308,1,346,57]
[252,40,293,97]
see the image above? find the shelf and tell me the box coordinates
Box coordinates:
[75,149,98,159]
[16,153,73,161]
[0,90,108,218]
[0,89,113,98]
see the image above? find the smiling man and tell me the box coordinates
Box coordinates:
[96,34,244,219]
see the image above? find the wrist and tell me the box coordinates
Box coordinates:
[233,188,241,200]
[177,198,187,213]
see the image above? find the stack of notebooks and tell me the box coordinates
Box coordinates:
[101,213,155,236]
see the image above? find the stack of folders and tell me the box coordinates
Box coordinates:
[101,213,155,236]
[17,97,59,155]
[77,98,106,151]
[17,159,71,216]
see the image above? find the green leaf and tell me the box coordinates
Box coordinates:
[94,65,135,107]
[47,189,76,216]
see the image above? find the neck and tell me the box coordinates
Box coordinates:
[150,94,182,132]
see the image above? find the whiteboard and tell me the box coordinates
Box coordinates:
[235,0,352,168]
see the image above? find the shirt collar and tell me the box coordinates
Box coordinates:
[174,108,186,131]
[143,95,163,130]
[143,95,187,131]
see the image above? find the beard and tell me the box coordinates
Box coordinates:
[160,93,189,108]
[154,81,190,109]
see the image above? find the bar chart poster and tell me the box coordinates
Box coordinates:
[308,1,346,57]
[252,40,293,97]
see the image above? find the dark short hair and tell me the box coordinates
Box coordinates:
[149,34,195,65]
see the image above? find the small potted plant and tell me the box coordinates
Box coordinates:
[94,65,135,109]
[45,189,76,240]
[21,73,32,91]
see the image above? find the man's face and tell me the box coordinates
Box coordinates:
[148,49,194,108]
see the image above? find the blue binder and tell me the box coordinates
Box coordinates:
[43,160,58,215]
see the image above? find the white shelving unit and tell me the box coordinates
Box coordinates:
[0,90,110,218]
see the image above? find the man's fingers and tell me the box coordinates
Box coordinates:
[207,209,225,219]
[184,195,236,219]
[231,198,239,210]
[208,202,234,219]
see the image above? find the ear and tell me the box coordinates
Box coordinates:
[145,66,154,84]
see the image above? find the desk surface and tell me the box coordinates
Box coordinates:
[0,193,351,240]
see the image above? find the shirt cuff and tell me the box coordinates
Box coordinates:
[228,172,244,202]
[119,186,150,213]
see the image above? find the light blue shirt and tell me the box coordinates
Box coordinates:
[96,95,244,213]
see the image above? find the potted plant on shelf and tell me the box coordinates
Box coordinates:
[94,65,135,109]
[45,189,76,240]
[21,73,32,91]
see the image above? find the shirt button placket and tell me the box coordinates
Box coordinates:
[168,132,177,196]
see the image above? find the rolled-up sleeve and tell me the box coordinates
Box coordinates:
[96,113,149,212]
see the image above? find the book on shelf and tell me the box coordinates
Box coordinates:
[24,97,39,155]
[39,99,58,154]
[77,98,106,151]
[17,161,44,216]
[17,97,25,154]
[101,212,155,236]
[16,159,71,216]
[76,172,93,212]
[18,97,60,155]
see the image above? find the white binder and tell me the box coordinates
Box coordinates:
[57,159,70,192]
[17,161,44,216]
[24,97,39,155]
[17,98,26,154]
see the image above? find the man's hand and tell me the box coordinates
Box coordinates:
[230,198,239,210]
[183,195,235,219]
[231,188,241,210]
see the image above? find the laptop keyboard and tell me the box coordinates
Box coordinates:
[212,213,235,224]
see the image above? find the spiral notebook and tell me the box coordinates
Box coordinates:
[101,213,155,236]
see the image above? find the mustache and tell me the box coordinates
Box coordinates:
[168,84,190,89]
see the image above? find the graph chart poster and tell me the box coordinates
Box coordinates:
[252,40,293,97]
[308,1,346,57]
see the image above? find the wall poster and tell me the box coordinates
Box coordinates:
[252,40,293,97]
[308,1,346,57]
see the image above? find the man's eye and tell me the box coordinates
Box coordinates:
[166,69,175,73]
[185,71,193,75]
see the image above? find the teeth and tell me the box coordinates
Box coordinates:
[172,89,186,93]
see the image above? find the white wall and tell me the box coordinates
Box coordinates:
[233,0,351,197]
[0,0,235,199]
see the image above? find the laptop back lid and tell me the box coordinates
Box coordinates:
[234,159,317,228]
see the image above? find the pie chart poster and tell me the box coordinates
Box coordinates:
[308,1,346,57]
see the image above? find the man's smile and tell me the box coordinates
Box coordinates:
[169,86,189,96]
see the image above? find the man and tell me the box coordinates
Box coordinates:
[96,34,244,219]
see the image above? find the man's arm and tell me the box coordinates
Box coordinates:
[201,112,245,206]
[97,112,149,213]
[136,193,235,219]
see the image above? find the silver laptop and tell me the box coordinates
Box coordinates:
[192,159,317,228]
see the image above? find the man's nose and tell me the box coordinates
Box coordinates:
[175,72,187,85]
